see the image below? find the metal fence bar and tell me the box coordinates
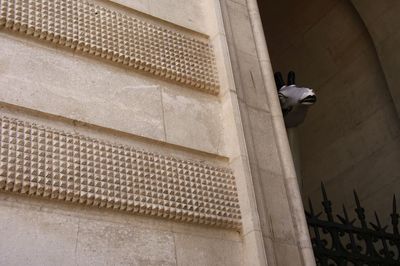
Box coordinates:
[306,183,400,266]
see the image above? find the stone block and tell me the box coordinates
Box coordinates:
[0,116,242,229]
[110,0,150,14]
[242,230,268,266]
[272,241,303,266]
[148,0,206,34]
[0,33,167,141]
[235,51,269,111]
[246,106,282,174]
[230,155,262,235]
[76,219,176,266]
[257,168,296,243]
[162,87,224,155]
[0,0,220,94]
[174,233,242,266]
[300,49,393,155]
[302,104,400,192]
[246,161,272,238]
[0,199,79,266]
[225,0,258,56]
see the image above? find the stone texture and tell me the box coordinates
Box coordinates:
[225,0,257,56]
[0,32,226,155]
[110,0,150,14]
[350,0,400,118]
[0,32,166,141]
[259,0,400,229]
[234,50,270,111]
[242,230,268,266]
[0,116,241,229]
[162,87,224,155]
[148,0,206,35]
[0,0,220,94]
[0,199,78,266]
[174,233,242,266]
[220,0,311,264]
[272,241,303,266]
[246,107,282,175]
[0,192,243,266]
[76,219,176,266]
[257,167,296,243]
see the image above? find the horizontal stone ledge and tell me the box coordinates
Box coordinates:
[0,116,241,229]
[0,0,220,94]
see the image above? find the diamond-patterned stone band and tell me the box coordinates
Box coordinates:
[0,0,220,94]
[0,116,241,229]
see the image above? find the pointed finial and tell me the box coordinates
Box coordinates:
[342,204,349,220]
[392,194,399,235]
[374,212,381,228]
[288,71,296,85]
[353,190,361,208]
[321,182,328,201]
[308,197,314,213]
[320,182,333,221]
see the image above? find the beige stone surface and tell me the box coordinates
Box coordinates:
[0,115,241,229]
[162,87,224,155]
[242,230,268,266]
[246,107,282,174]
[0,199,79,266]
[174,232,242,266]
[0,0,219,94]
[224,0,258,57]
[109,0,209,36]
[76,220,176,266]
[257,168,296,243]
[0,32,225,155]
[0,0,255,263]
[0,192,242,266]
[148,0,207,35]
[272,241,303,266]
[0,32,166,141]
[235,50,270,111]
[109,0,150,14]
[220,0,314,264]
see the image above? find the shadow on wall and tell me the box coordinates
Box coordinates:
[257,0,400,224]
[350,0,400,119]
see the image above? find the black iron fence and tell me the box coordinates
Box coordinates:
[305,183,400,265]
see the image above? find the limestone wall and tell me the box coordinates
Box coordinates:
[0,0,315,264]
[259,0,400,221]
[220,0,313,265]
[0,0,248,265]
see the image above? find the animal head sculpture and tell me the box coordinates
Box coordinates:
[274,71,316,128]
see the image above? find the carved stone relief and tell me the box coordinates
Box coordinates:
[0,0,220,94]
[0,116,241,229]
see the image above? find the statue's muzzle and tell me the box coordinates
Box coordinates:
[300,95,317,105]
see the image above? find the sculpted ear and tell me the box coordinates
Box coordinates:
[288,71,296,85]
[274,72,285,89]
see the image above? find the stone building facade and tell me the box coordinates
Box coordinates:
[0,0,314,265]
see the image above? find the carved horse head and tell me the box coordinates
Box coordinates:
[274,71,316,128]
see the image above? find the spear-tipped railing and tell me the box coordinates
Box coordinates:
[306,183,400,265]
